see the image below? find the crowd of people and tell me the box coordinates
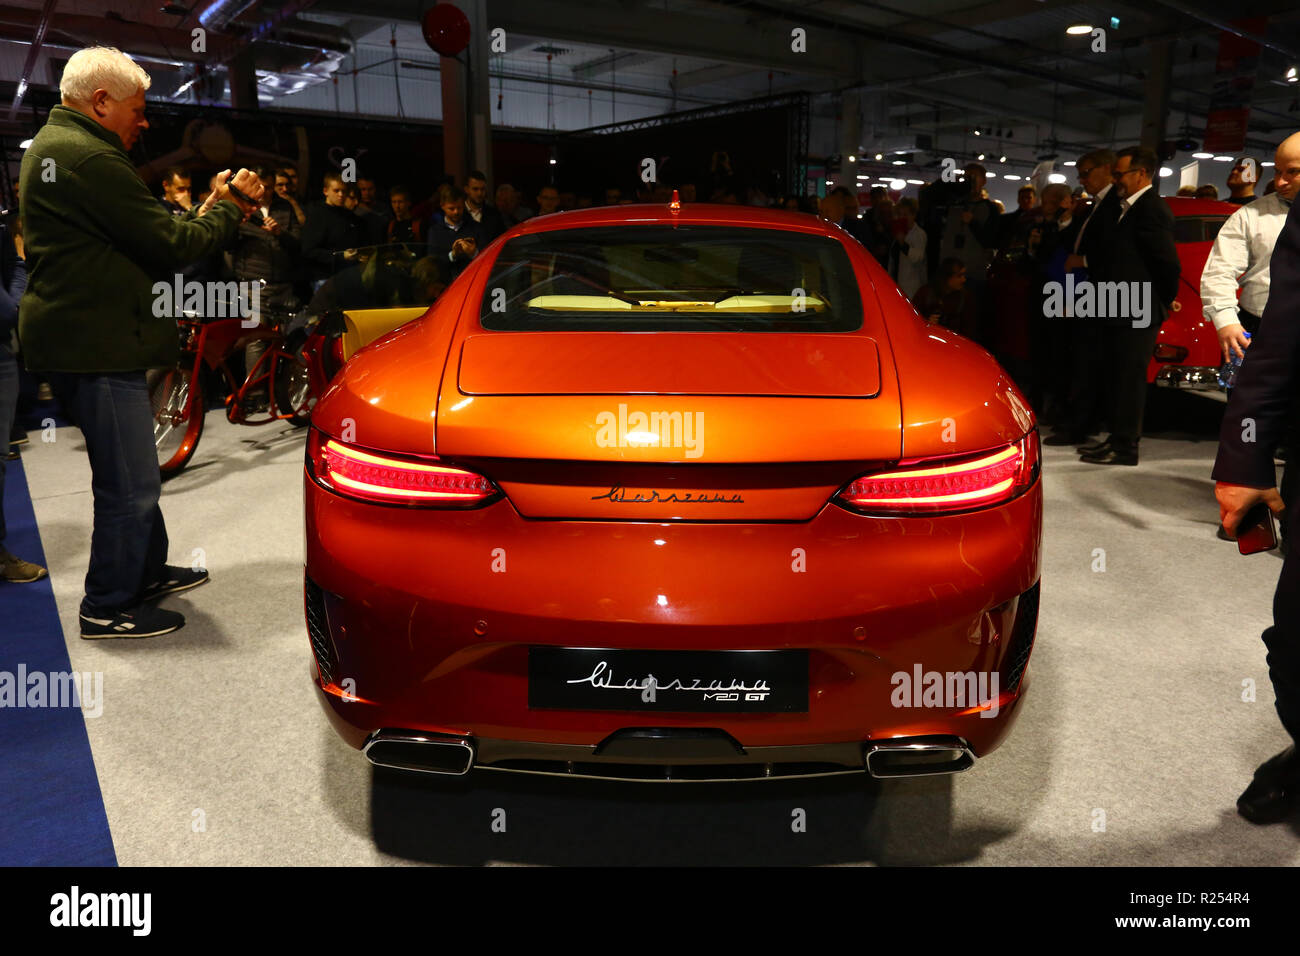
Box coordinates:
[815,149,1297,468]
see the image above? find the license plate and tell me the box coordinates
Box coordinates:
[528,647,808,713]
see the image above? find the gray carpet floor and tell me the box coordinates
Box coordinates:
[22,403,1300,865]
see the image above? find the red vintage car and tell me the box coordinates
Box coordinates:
[303,202,1043,782]
[1148,196,1241,395]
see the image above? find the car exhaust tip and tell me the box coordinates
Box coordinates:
[864,736,974,778]
[364,731,474,775]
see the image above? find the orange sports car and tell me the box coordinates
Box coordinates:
[303,201,1043,782]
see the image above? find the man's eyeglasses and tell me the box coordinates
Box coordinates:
[1077,166,1096,177]
[1113,167,1147,179]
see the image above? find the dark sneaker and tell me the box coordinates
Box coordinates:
[80,605,185,639]
[139,565,210,602]
[1,552,47,583]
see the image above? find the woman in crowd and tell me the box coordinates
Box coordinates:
[911,256,980,339]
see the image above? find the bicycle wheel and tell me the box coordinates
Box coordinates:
[273,350,314,428]
[148,366,205,479]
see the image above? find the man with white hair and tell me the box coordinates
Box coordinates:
[19,47,263,639]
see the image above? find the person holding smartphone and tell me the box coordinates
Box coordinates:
[18,47,263,638]
[1213,191,1300,823]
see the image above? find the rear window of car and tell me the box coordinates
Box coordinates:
[479,225,863,332]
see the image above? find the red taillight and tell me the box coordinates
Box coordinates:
[308,430,500,508]
[836,432,1039,515]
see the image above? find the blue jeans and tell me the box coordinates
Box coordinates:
[47,371,168,617]
[0,348,17,549]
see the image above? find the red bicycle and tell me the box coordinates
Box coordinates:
[148,306,317,478]
[149,243,436,478]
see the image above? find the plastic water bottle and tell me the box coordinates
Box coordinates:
[1218,331,1252,389]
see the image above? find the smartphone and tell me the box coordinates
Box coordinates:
[1237,503,1278,555]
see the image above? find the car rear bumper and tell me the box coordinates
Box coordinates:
[355,727,987,781]
[304,474,1042,774]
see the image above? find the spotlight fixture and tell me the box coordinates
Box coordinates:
[889,179,906,191]
[1192,151,1214,159]
[985,172,998,179]
[1213,155,1233,162]
[1047,173,1067,184]
[973,129,981,136]
[1159,167,1173,177]
[875,152,883,160]
[977,153,985,160]
[19,138,32,149]
[891,160,906,165]
[1287,66,1298,83]
[549,158,557,165]
[848,155,856,162]
[999,154,1007,163]
[1063,160,1077,166]
[1066,24,1093,35]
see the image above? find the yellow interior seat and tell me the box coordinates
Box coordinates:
[340,307,429,361]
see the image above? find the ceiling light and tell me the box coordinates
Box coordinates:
[1159,167,1173,177]
[889,179,906,190]
[848,155,856,162]
[856,174,869,180]
[985,172,998,179]
[999,154,1007,163]
[906,179,924,185]
[549,158,557,165]
[1192,151,1214,159]
[1003,174,1021,181]
[1213,155,1233,162]
[1048,173,1067,183]
[1066,24,1093,35]
[19,138,32,149]
[1287,66,1298,83]
[875,153,883,160]
[1262,160,1275,167]
[825,179,834,185]
[977,153,985,160]
[973,129,980,136]
[1063,160,1076,166]
[892,159,906,165]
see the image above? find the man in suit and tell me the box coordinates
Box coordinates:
[1045,150,1121,446]
[1076,146,1179,466]
[426,183,483,284]
[464,170,506,245]
[1213,196,1300,823]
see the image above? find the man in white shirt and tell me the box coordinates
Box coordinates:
[1202,132,1300,362]
[890,197,928,299]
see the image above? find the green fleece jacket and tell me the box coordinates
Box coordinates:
[18,106,243,372]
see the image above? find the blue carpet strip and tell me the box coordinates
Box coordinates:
[0,450,117,866]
